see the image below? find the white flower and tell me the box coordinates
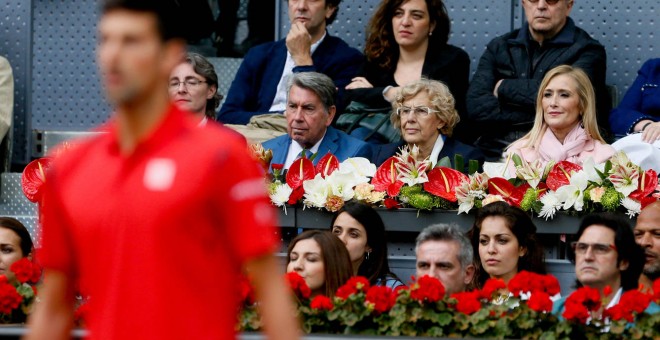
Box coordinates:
[555,170,589,211]
[621,197,641,218]
[339,157,377,178]
[539,192,561,220]
[457,199,475,215]
[581,158,604,185]
[325,171,362,201]
[302,174,331,209]
[515,159,544,188]
[270,183,293,208]
[483,161,515,179]
[482,194,505,206]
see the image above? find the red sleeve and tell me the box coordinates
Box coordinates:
[211,137,279,264]
[39,161,78,278]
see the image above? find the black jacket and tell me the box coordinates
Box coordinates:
[466,18,609,156]
[345,44,472,142]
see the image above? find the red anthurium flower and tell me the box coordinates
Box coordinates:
[487,177,528,207]
[546,161,583,191]
[372,157,404,197]
[630,169,658,203]
[22,158,53,203]
[286,157,316,190]
[315,153,339,178]
[424,167,468,202]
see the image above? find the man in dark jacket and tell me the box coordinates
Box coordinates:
[466,0,609,159]
[218,0,362,125]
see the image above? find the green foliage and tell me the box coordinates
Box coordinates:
[601,187,624,212]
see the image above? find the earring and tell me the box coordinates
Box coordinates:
[365,251,371,260]
[429,31,433,36]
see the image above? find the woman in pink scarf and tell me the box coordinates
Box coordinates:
[506,65,614,168]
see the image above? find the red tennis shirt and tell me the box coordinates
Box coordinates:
[40,105,278,339]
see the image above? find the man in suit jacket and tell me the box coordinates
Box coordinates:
[262,72,371,170]
[218,0,362,125]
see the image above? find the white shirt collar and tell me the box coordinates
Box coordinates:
[284,131,327,170]
[429,134,446,167]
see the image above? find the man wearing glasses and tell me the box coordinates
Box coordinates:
[552,213,659,316]
[466,0,609,160]
[262,72,371,171]
[634,201,660,292]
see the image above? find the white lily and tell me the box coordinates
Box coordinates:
[581,158,604,184]
[483,161,516,180]
[515,158,544,188]
[326,170,362,201]
[555,170,589,211]
[339,157,377,178]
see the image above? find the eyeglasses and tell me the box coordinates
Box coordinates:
[396,106,440,117]
[571,242,617,255]
[168,79,207,89]
[527,0,562,4]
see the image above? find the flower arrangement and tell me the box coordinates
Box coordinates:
[238,271,660,338]
[0,258,42,323]
[255,142,660,219]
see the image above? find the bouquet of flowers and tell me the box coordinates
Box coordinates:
[0,258,42,323]
[458,151,660,219]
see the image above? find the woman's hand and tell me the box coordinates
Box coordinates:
[641,121,660,143]
[345,77,374,89]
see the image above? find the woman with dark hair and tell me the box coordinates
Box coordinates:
[468,201,546,288]
[330,202,404,288]
[344,0,471,143]
[286,230,353,298]
[169,52,223,124]
[0,217,34,282]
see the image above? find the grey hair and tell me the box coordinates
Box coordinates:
[286,72,337,113]
[415,223,473,269]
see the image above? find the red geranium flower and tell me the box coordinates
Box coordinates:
[527,291,553,313]
[481,278,506,299]
[310,295,333,311]
[286,272,311,300]
[508,271,560,297]
[271,163,284,171]
[336,276,370,300]
[10,258,41,285]
[653,278,660,303]
[562,287,601,323]
[410,275,445,303]
[365,286,395,313]
[450,291,481,315]
[0,281,23,314]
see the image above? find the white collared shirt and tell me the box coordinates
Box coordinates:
[283,132,326,170]
[269,32,327,113]
[429,134,446,167]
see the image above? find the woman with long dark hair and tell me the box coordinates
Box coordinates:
[330,202,404,288]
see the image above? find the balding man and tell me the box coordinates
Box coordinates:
[634,201,660,291]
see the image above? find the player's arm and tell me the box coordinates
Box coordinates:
[25,270,75,340]
[245,254,301,340]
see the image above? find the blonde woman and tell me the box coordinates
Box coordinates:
[372,78,483,167]
[506,65,614,167]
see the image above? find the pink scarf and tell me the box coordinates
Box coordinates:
[538,124,589,163]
